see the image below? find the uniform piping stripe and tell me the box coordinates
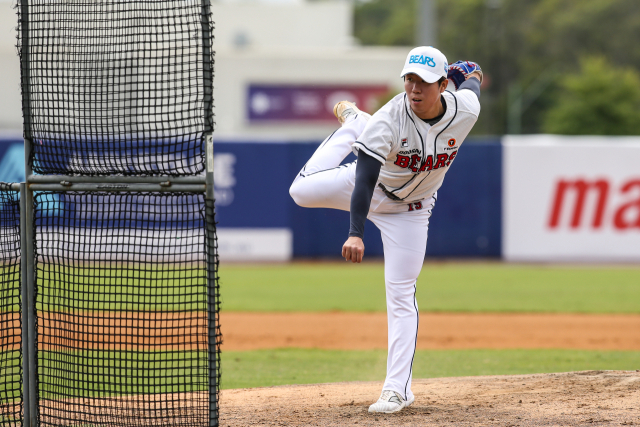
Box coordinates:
[404,283,419,401]
[299,163,349,178]
[353,141,386,164]
[403,93,459,201]
[403,94,426,162]
[433,92,458,158]
[301,129,337,174]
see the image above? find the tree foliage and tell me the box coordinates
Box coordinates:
[354,0,640,135]
[354,0,417,46]
[543,56,640,135]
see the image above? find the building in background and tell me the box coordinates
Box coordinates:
[212,0,406,139]
[0,0,408,139]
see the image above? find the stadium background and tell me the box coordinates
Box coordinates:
[1,0,639,410]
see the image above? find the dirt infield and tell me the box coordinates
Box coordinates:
[2,311,639,424]
[3,311,639,351]
[221,312,640,351]
[220,313,640,426]
[220,370,640,426]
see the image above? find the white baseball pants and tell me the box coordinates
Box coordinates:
[289,114,435,402]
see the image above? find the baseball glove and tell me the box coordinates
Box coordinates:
[447,61,483,90]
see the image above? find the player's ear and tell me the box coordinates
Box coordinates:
[440,78,448,93]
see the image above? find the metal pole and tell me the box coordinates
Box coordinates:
[22,184,37,427]
[28,183,206,193]
[201,0,218,424]
[201,0,214,136]
[19,184,31,427]
[27,175,206,185]
[19,0,37,424]
[20,0,33,179]
[416,0,437,47]
[204,134,218,427]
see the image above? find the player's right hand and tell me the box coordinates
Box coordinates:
[342,236,365,263]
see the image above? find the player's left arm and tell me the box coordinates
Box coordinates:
[342,151,382,263]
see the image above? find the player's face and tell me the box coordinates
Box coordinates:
[404,73,447,120]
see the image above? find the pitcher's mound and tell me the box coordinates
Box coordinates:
[221,370,640,426]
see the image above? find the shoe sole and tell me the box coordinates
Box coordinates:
[368,402,407,414]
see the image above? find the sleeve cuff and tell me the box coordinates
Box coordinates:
[352,141,386,164]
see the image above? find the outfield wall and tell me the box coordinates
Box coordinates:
[211,138,502,261]
[2,136,638,262]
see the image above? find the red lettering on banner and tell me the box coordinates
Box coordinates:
[548,179,609,229]
[394,155,410,168]
[613,180,640,229]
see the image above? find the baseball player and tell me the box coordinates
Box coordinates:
[289,46,482,414]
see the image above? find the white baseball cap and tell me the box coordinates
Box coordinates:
[400,46,448,83]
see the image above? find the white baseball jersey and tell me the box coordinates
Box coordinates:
[352,89,480,203]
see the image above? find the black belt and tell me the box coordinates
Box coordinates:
[378,183,403,201]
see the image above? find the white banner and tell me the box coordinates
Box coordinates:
[217,228,293,262]
[503,135,640,262]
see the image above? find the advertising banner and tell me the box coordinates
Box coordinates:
[0,138,503,260]
[247,84,389,122]
[503,135,640,262]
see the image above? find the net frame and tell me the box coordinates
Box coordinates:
[15,0,220,424]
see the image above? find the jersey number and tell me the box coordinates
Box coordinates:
[408,201,423,212]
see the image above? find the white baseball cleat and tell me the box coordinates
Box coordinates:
[406,395,415,407]
[368,390,410,414]
[333,100,363,125]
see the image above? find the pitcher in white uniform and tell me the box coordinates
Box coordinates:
[290,46,482,414]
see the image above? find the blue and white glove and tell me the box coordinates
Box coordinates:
[447,61,483,90]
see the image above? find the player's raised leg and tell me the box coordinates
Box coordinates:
[289,102,370,210]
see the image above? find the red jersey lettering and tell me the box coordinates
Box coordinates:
[394,155,410,168]
[419,155,433,172]
[434,154,448,169]
[446,150,458,166]
[409,154,421,172]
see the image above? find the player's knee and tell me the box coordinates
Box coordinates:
[289,179,314,207]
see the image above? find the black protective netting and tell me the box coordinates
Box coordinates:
[0,184,22,427]
[17,0,214,176]
[33,192,220,426]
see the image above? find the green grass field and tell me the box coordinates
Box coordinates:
[218,262,640,389]
[222,348,640,390]
[220,262,640,313]
[2,348,636,396]
[2,262,638,393]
